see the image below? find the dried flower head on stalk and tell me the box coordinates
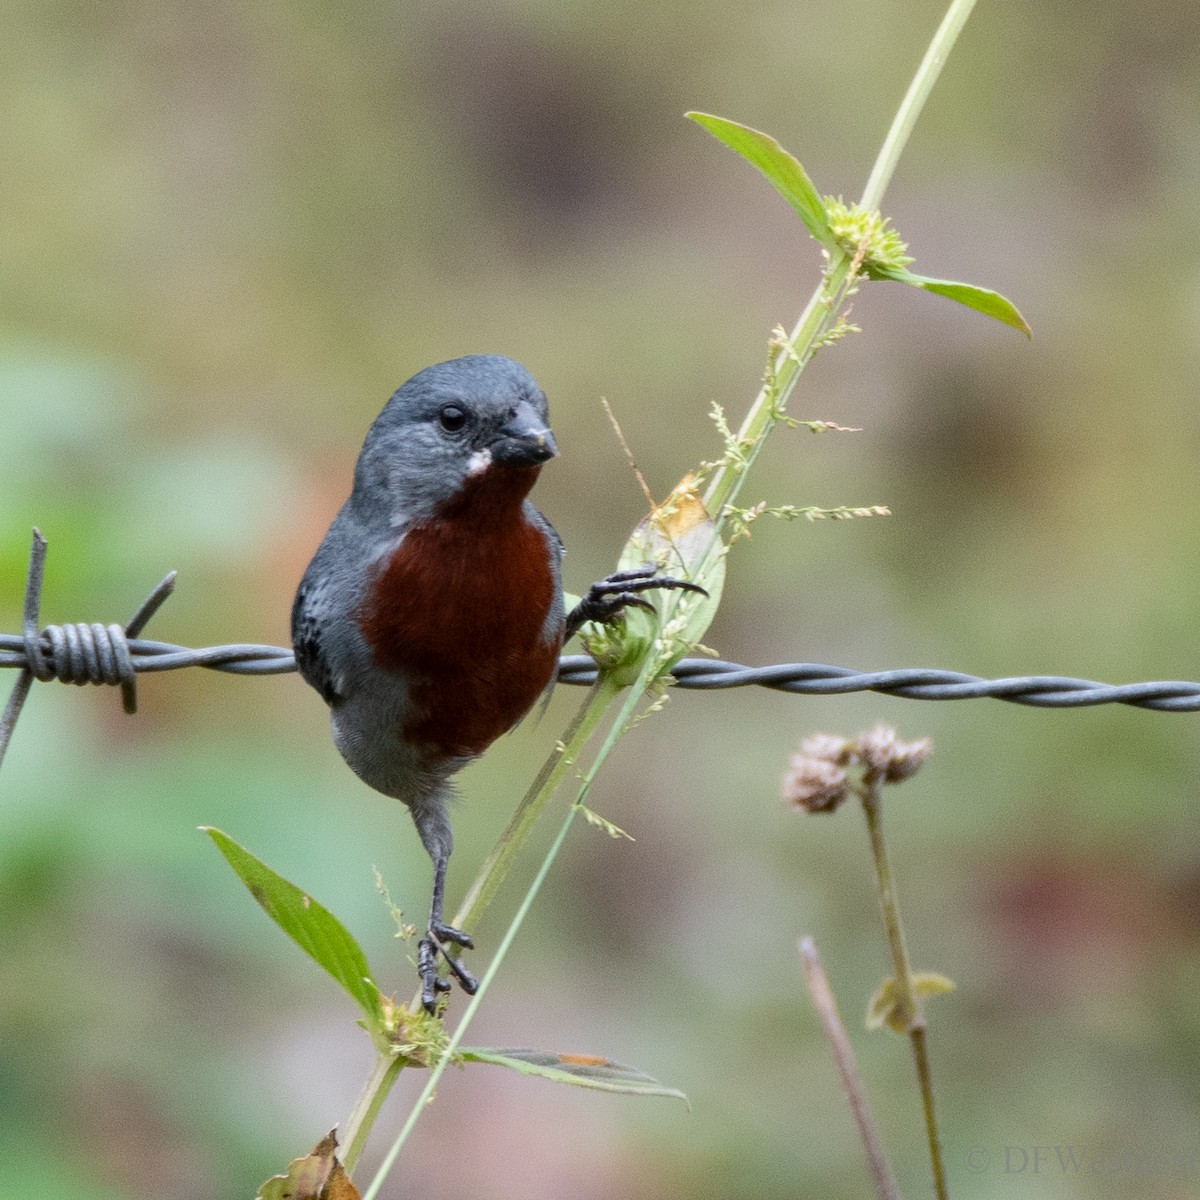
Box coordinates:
[782,723,932,813]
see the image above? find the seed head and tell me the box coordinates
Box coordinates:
[797,732,853,765]
[782,755,850,814]
[854,723,933,783]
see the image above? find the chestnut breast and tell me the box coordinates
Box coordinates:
[357,464,562,760]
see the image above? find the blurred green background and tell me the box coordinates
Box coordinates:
[4,1,1200,1197]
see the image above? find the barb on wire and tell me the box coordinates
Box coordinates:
[5,529,1200,772]
[0,530,180,767]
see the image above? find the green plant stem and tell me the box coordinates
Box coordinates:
[799,937,902,1200]
[351,669,648,1187]
[910,1027,943,1199]
[339,678,620,1180]
[859,777,947,1200]
[701,256,854,525]
[702,0,980,540]
[453,675,621,932]
[341,1050,405,1176]
[361,799,582,1200]
[860,0,980,212]
[859,778,917,1029]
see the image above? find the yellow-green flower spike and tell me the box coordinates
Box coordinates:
[823,196,915,274]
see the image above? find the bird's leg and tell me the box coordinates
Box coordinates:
[418,850,478,1012]
[564,565,708,640]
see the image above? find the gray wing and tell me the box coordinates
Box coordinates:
[526,502,566,639]
[528,503,564,563]
[291,571,342,705]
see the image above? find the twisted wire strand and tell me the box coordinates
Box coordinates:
[5,637,1200,709]
[666,659,1196,708]
[5,529,1200,773]
[559,658,1200,710]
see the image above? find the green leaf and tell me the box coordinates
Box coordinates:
[461,1048,688,1103]
[630,496,726,678]
[581,477,726,686]
[687,112,835,249]
[868,266,1031,336]
[203,827,384,1027]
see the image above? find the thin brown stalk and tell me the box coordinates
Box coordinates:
[800,938,902,1200]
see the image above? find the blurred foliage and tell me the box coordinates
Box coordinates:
[4,1,1200,1197]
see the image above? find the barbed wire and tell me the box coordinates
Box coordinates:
[5,530,1200,770]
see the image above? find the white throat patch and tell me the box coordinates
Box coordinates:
[466,448,493,476]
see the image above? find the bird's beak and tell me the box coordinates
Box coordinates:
[491,401,559,466]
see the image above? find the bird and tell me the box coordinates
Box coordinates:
[291,354,703,1011]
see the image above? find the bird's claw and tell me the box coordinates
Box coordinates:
[566,566,707,637]
[419,922,478,1013]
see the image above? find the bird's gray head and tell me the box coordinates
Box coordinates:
[350,355,557,525]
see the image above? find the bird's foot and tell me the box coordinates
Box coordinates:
[418,922,478,1013]
[566,566,707,637]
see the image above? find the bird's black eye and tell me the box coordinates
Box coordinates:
[438,404,468,433]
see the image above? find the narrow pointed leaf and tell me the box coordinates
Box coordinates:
[687,112,835,248]
[869,266,1031,336]
[204,827,384,1027]
[461,1048,688,1103]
